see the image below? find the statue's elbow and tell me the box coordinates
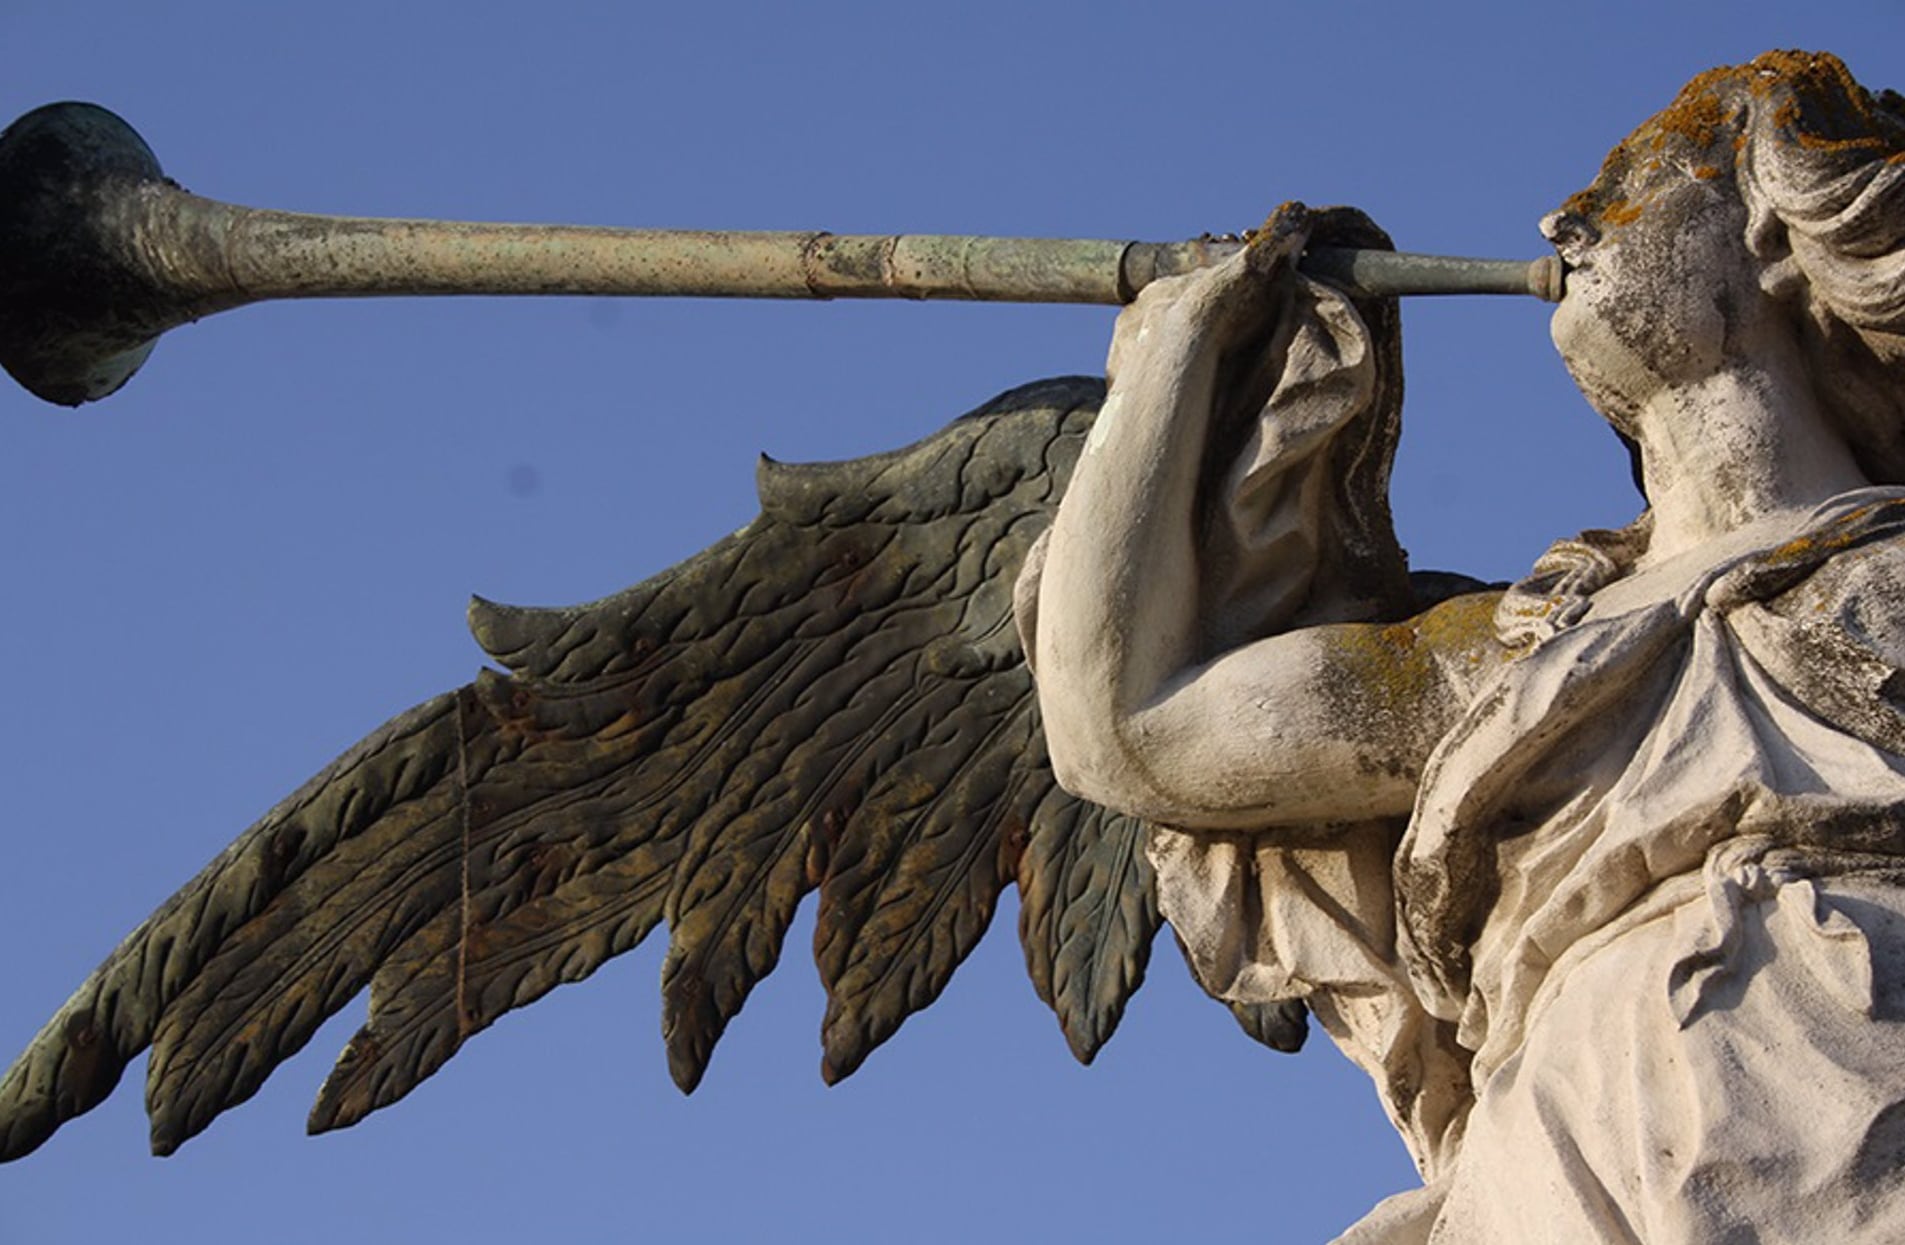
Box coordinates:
[1037,680,1189,821]
[1045,727,1109,804]
[1050,748,1121,811]
[1044,714,1144,812]
[1045,720,1185,825]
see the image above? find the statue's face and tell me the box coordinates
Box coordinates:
[1542,159,1765,434]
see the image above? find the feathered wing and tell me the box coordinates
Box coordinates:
[0,375,1264,1162]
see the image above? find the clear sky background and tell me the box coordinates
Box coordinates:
[1,4,1901,1242]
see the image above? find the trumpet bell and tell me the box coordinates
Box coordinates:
[0,102,175,406]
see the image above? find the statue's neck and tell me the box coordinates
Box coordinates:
[1634,347,1869,566]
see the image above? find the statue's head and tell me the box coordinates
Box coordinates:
[1543,51,1905,483]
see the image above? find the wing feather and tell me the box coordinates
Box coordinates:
[1016,791,1162,1064]
[0,376,1247,1162]
[813,686,1041,1082]
[0,691,462,1159]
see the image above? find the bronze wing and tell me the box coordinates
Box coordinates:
[0,375,1308,1161]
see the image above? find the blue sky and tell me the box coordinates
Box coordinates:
[2,4,1901,1242]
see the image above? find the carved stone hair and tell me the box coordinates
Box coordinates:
[1500,52,1905,645]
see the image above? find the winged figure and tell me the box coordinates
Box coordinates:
[17,45,1905,1245]
[5,362,1484,1162]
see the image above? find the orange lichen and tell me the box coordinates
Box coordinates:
[1561,51,1904,229]
[1761,53,1901,156]
[1764,506,1873,566]
[1600,199,1645,227]
[1646,68,1732,149]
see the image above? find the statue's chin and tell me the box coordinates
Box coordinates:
[1551,300,1649,438]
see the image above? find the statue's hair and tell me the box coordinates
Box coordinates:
[1735,53,1905,485]
[1500,51,1905,645]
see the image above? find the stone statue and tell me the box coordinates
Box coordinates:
[1023,49,1905,1241]
[3,47,1903,1244]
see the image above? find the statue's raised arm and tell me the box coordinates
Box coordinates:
[1023,203,1501,1183]
[1029,203,1502,831]
[1030,50,1905,1243]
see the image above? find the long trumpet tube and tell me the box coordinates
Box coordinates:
[105,208,1562,306]
[0,102,1563,406]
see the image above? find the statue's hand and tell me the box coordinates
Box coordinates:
[1106,203,1312,385]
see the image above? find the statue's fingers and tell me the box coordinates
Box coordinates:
[1108,204,1315,378]
[1245,201,1313,278]
[1159,204,1311,338]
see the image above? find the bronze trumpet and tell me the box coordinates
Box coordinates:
[0,102,1565,407]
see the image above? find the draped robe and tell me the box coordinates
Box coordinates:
[1362,492,1905,1243]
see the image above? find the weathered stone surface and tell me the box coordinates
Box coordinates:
[1030,51,1905,1241]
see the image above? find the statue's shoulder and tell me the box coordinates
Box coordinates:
[1716,491,1905,613]
[1755,503,1905,650]
[1719,493,1905,756]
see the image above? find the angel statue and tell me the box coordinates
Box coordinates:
[1024,50,1905,1241]
[5,47,1905,1244]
